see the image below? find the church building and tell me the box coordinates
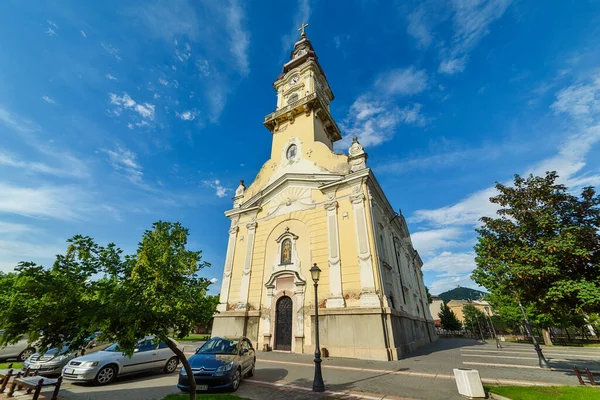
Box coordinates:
[212,28,436,361]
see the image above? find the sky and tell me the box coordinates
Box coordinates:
[1,0,599,295]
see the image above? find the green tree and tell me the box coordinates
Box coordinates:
[438,302,462,331]
[425,286,433,304]
[473,172,600,345]
[0,222,216,400]
[0,236,123,351]
[463,304,487,338]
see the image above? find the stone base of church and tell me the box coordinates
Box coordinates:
[309,307,436,361]
[211,307,436,361]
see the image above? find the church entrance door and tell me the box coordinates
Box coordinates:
[274,296,293,351]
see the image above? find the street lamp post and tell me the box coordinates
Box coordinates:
[484,306,502,349]
[518,301,550,368]
[310,263,325,392]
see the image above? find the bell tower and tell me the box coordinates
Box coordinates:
[264,25,341,162]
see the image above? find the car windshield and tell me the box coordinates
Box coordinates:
[196,338,239,355]
[103,343,121,352]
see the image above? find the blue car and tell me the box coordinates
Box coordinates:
[177,337,255,392]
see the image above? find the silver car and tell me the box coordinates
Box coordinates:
[0,330,36,362]
[62,337,180,385]
[23,338,110,375]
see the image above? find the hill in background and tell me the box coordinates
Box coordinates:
[437,286,487,303]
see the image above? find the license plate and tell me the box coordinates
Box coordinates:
[64,368,74,374]
[198,385,208,391]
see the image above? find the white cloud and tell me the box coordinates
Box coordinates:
[101,145,144,185]
[411,228,465,255]
[422,251,481,294]
[0,151,87,178]
[196,59,211,76]
[41,96,56,104]
[340,96,425,148]
[176,43,192,62]
[406,8,433,49]
[177,110,199,121]
[109,93,155,120]
[101,42,122,61]
[225,0,250,76]
[80,30,87,38]
[375,67,428,96]
[281,0,311,54]
[0,182,85,220]
[105,73,118,81]
[45,28,56,36]
[203,179,230,198]
[158,78,169,86]
[209,277,218,284]
[411,186,499,227]
[438,57,467,75]
[438,0,512,74]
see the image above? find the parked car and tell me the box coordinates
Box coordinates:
[0,330,36,362]
[23,334,110,375]
[177,336,255,393]
[62,336,180,385]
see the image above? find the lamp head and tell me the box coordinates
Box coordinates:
[310,263,321,283]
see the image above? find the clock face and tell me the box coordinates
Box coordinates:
[291,75,300,84]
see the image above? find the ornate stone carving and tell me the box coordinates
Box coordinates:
[232,180,246,208]
[348,137,368,172]
[350,185,365,204]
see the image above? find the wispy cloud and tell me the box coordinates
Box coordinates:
[45,20,58,36]
[41,96,56,104]
[439,0,512,75]
[80,30,87,38]
[105,73,118,81]
[340,95,425,147]
[225,0,250,76]
[406,7,435,49]
[281,0,311,54]
[0,182,86,220]
[101,145,144,186]
[109,92,156,120]
[0,151,87,178]
[203,179,230,198]
[374,67,428,96]
[177,109,199,121]
[101,42,122,61]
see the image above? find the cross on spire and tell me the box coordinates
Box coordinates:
[298,23,309,38]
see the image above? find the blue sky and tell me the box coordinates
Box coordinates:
[1,0,599,295]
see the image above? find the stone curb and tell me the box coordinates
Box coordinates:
[488,393,513,400]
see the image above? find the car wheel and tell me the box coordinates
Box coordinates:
[247,360,255,377]
[18,348,35,361]
[163,356,179,374]
[230,368,241,392]
[94,365,116,385]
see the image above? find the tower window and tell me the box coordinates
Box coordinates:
[281,238,292,265]
[286,144,297,160]
[287,93,299,105]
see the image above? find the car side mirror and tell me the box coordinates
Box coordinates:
[241,348,249,355]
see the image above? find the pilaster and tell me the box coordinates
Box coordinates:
[350,185,380,307]
[237,220,257,310]
[324,193,345,308]
[217,223,239,312]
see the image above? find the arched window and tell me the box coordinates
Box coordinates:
[280,238,292,265]
[287,93,299,105]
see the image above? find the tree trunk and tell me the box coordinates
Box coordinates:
[541,328,553,346]
[166,338,196,400]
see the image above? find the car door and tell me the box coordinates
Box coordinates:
[0,332,27,359]
[239,340,253,374]
[121,339,158,373]
[155,341,175,369]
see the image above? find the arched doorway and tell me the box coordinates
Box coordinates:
[275,296,293,351]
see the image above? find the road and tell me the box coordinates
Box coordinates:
[46,339,600,400]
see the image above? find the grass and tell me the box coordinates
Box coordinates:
[486,385,600,400]
[0,362,22,369]
[163,395,248,400]
[179,334,211,342]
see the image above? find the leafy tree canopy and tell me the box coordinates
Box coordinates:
[473,172,600,322]
[0,221,216,400]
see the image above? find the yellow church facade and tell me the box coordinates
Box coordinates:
[212,31,436,361]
